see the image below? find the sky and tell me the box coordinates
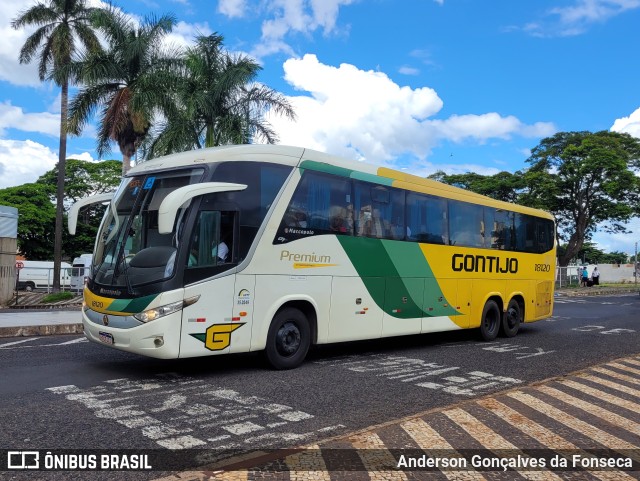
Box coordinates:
[1,0,640,257]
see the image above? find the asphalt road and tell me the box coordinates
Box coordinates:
[0,293,638,480]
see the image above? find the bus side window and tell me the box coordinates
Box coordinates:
[449,201,483,248]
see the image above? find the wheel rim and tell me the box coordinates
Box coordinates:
[484,308,499,333]
[506,306,519,330]
[276,321,301,357]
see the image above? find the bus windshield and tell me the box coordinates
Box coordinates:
[93,168,204,289]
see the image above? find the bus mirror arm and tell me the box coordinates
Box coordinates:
[157,182,247,234]
[68,192,115,235]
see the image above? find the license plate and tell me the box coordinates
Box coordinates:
[98,331,114,345]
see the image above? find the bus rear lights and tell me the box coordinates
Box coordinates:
[154,337,164,348]
[134,300,185,323]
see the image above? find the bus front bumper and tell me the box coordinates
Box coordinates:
[82,308,182,359]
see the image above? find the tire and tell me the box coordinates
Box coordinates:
[501,298,521,338]
[25,282,35,292]
[265,307,311,370]
[479,300,501,341]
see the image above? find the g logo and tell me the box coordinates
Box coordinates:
[205,323,243,351]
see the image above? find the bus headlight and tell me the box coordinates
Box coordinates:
[133,295,199,323]
[134,300,184,323]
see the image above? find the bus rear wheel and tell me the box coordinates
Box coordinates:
[265,307,310,370]
[479,300,501,341]
[501,299,521,338]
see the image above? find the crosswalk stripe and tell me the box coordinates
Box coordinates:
[443,408,563,481]
[286,444,331,481]
[624,358,640,367]
[577,373,640,399]
[591,367,640,386]
[350,432,408,481]
[476,398,635,481]
[538,384,640,436]
[606,361,640,376]
[401,418,486,481]
[508,391,639,452]
[556,380,640,422]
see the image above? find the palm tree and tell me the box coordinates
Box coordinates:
[68,7,177,174]
[12,0,101,291]
[143,34,295,158]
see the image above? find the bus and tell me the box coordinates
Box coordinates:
[68,145,556,369]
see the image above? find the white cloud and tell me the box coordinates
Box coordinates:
[399,66,420,76]
[518,0,640,37]
[229,0,356,58]
[0,101,60,137]
[0,139,58,188]
[218,0,247,17]
[611,106,640,138]
[267,54,556,166]
[0,1,42,87]
[164,21,212,51]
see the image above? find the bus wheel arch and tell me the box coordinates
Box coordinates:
[479,297,502,341]
[264,301,316,370]
[502,296,524,338]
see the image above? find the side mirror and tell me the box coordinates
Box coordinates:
[68,193,114,235]
[157,182,247,234]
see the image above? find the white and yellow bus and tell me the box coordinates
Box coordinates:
[69,145,556,369]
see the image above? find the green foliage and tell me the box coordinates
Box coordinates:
[428,170,525,203]
[68,6,177,172]
[142,33,295,158]
[0,159,121,260]
[0,184,55,260]
[41,291,75,303]
[563,242,631,265]
[523,131,640,266]
[36,158,121,202]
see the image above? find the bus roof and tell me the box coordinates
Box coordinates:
[128,144,554,221]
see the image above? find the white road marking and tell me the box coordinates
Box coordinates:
[47,374,339,450]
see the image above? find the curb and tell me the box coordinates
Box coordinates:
[555,288,639,297]
[0,323,83,338]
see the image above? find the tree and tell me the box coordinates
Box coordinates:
[37,158,121,202]
[522,131,640,266]
[12,0,101,290]
[37,159,122,257]
[142,33,295,158]
[428,170,525,203]
[0,184,56,260]
[68,6,177,174]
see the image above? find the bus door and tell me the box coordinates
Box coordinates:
[179,209,243,358]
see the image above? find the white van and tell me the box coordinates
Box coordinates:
[17,261,72,291]
[71,253,92,292]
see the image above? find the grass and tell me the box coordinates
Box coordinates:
[40,292,75,303]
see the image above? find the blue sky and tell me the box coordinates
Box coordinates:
[1,0,640,256]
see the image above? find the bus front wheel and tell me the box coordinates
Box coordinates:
[502,299,521,338]
[265,307,310,370]
[479,300,501,341]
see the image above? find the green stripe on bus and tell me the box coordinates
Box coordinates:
[107,295,158,314]
[337,237,458,318]
[300,160,394,186]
